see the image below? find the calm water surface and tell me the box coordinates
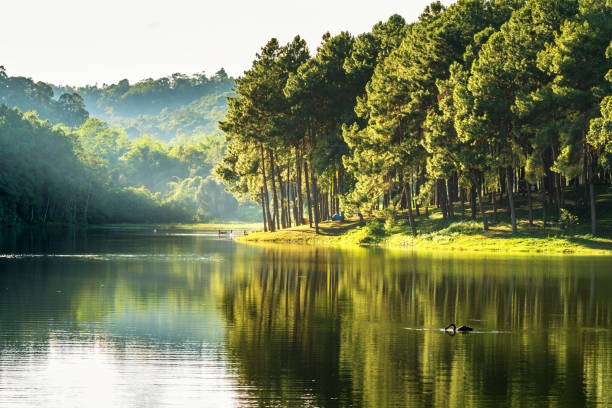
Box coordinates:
[0,228,611,407]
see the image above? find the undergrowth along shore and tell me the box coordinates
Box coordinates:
[88,193,612,255]
[237,213,612,255]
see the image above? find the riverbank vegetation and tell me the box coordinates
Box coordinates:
[239,189,612,254]
[218,0,612,244]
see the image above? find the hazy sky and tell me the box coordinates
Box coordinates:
[1,0,454,86]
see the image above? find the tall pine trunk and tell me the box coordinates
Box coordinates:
[268,150,280,230]
[337,166,343,215]
[324,191,330,221]
[492,191,497,223]
[460,188,465,220]
[527,183,533,226]
[477,176,488,231]
[304,162,313,228]
[406,179,416,236]
[470,186,477,220]
[506,167,517,233]
[555,171,562,217]
[541,177,547,228]
[291,177,298,227]
[275,154,287,229]
[589,163,597,235]
[260,145,274,232]
[261,187,268,232]
[296,145,304,225]
[583,150,589,210]
[331,173,337,215]
[414,171,421,216]
[310,161,320,234]
[286,166,292,228]
[446,179,454,219]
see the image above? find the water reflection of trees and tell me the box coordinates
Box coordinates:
[221,245,612,407]
[0,231,232,351]
[1,230,611,407]
[218,246,352,407]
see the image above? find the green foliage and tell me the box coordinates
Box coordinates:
[429,221,483,237]
[53,70,234,144]
[0,104,258,226]
[102,93,231,143]
[0,106,156,225]
[588,39,612,170]
[559,208,579,231]
[344,220,385,244]
[372,208,398,231]
[55,69,233,118]
[0,66,89,127]
[214,0,611,238]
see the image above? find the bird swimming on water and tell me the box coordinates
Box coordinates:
[445,323,473,333]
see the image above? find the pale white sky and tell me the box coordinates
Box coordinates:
[0,0,454,86]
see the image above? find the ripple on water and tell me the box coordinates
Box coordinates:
[0,254,222,262]
[402,328,512,334]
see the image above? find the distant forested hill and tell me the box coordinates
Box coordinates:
[53,69,234,142]
[105,92,230,142]
[0,66,89,127]
[0,67,261,225]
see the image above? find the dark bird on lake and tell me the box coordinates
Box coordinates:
[445,323,473,333]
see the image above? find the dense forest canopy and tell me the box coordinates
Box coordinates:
[0,66,89,127]
[216,0,611,235]
[53,69,232,117]
[0,107,250,225]
[108,93,231,142]
[0,67,260,225]
[53,69,234,142]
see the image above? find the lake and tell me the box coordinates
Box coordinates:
[0,228,611,407]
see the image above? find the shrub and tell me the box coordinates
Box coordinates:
[383,208,397,232]
[344,220,385,245]
[418,221,482,243]
[559,208,579,231]
[365,220,384,236]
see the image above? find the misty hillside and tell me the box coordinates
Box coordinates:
[1,66,235,143]
[0,67,261,225]
[53,69,234,142]
[105,92,230,142]
[0,65,89,127]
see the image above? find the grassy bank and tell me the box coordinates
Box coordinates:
[238,219,612,254]
[238,191,612,255]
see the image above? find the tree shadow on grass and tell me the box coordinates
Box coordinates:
[316,220,361,236]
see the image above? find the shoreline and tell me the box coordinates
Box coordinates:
[236,219,612,256]
[4,220,610,255]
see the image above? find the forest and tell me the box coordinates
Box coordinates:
[216,0,611,236]
[53,69,233,141]
[1,0,610,232]
[0,68,258,225]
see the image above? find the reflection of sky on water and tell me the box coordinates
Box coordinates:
[102,306,226,342]
[1,336,240,408]
[0,295,237,407]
